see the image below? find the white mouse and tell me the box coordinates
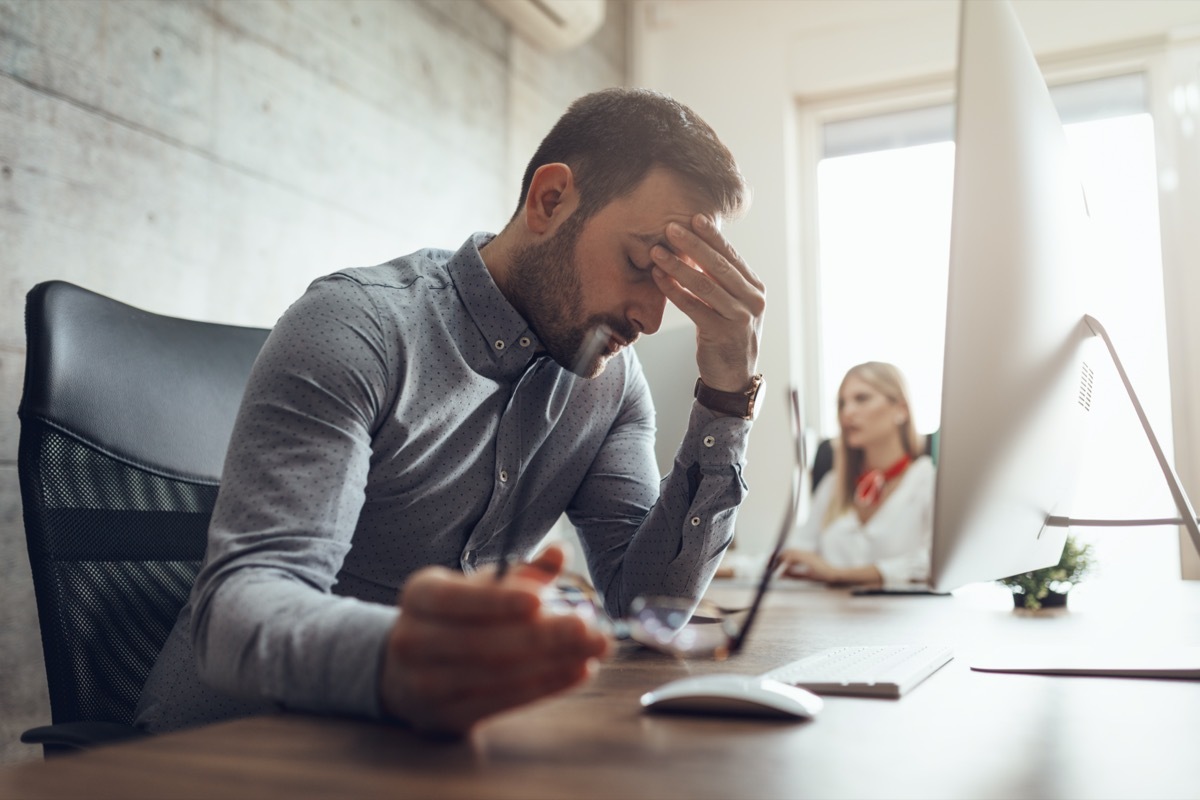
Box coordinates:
[640,674,824,720]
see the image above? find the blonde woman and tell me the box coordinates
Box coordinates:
[778,362,934,589]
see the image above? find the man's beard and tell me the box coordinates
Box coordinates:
[507,216,637,378]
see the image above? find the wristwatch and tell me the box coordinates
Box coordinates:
[694,374,764,420]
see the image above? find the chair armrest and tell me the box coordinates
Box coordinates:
[21,721,150,752]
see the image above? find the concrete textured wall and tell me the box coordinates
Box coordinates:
[0,0,625,765]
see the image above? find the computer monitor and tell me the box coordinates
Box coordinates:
[929,0,1199,592]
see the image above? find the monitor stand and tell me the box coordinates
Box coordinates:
[973,314,1200,680]
[1042,314,1200,553]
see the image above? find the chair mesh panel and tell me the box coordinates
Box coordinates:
[19,420,214,726]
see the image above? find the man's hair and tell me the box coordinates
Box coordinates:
[515,87,748,222]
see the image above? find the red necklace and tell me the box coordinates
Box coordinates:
[854,453,912,509]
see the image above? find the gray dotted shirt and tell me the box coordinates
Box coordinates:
[135,232,752,732]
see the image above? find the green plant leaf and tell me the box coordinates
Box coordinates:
[997,535,1095,606]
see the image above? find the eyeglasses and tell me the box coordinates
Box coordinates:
[542,388,805,660]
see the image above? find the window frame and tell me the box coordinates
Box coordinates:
[793,46,1168,449]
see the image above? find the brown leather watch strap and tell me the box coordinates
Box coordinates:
[693,374,764,420]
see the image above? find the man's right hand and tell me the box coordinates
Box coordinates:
[379,545,610,735]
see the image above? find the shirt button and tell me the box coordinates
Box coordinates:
[703,435,716,448]
[499,470,509,483]
[494,339,506,350]
[690,516,702,527]
[519,336,531,348]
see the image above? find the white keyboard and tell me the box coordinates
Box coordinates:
[762,644,954,698]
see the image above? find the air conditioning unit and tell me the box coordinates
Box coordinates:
[482,0,605,52]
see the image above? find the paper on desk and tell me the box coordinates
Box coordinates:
[970,646,1200,678]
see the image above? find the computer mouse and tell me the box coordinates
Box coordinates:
[640,673,824,720]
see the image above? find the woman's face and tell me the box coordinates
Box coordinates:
[838,374,903,451]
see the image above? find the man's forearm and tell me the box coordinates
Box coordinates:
[192,570,398,717]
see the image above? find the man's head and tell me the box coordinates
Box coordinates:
[493,88,748,377]
[514,87,748,226]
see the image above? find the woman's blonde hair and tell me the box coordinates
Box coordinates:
[824,361,923,525]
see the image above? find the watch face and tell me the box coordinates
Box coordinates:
[745,374,763,419]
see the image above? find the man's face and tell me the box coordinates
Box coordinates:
[509,168,710,377]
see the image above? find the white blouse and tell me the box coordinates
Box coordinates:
[789,455,935,589]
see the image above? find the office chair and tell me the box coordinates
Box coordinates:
[810,431,940,493]
[17,281,270,756]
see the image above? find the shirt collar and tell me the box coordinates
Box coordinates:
[446,232,543,380]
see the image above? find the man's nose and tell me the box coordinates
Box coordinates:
[629,287,667,336]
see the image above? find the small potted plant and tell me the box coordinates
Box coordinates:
[998,535,1095,610]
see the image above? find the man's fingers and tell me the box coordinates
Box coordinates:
[385,611,608,734]
[511,544,566,584]
[400,568,539,621]
[649,215,765,393]
[394,609,609,666]
[409,656,597,734]
[401,546,571,622]
[652,242,733,313]
[407,651,598,705]
[661,219,764,303]
[650,257,721,324]
[689,214,765,291]
[650,242,762,328]
[439,657,596,729]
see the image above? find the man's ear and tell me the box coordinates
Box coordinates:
[523,163,579,237]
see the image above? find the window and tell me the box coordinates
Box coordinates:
[812,72,1178,579]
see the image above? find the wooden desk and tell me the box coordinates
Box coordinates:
[3,581,1198,800]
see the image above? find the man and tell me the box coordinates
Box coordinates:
[135,87,765,735]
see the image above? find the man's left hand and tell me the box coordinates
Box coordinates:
[650,214,765,393]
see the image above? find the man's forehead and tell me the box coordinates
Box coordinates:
[607,168,722,232]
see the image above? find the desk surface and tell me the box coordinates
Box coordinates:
[3,580,1199,800]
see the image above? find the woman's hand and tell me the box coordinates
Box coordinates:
[776,548,844,583]
[776,549,885,587]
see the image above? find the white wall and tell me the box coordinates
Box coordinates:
[632,0,1200,558]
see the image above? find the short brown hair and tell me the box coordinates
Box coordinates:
[516,87,748,222]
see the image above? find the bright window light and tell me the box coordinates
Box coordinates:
[816,141,953,437]
[814,80,1177,579]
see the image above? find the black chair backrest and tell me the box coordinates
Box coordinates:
[18,281,269,727]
